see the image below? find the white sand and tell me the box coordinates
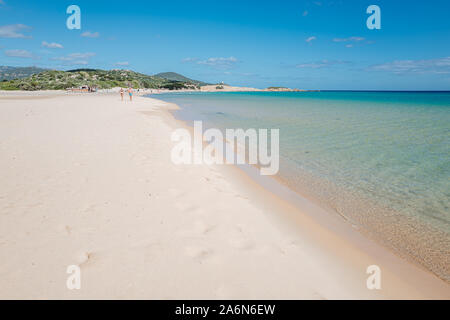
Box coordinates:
[0,92,448,299]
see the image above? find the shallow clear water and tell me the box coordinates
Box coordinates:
[151,91,450,279]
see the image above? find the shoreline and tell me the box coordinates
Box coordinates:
[0,91,448,299]
[153,93,450,284]
[147,94,450,292]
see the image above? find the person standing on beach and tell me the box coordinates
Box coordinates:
[120,88,124,101]
[128,87,133,102]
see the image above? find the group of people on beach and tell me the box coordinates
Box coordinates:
[120,87,134,101]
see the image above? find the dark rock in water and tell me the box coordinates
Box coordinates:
[216,112,225,115]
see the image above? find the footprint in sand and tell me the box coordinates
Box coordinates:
[215,284,234,299]
[175,202,198,212]
[312,291,326,300]
[27,202,43,209]
[255,243,286,256]
[176,219,213,238]
[214,173,225,180]
[235,194,249,200]
[229,238,254,251]
[288,238,304,249]
[57,224,72,235]
[83,204,98,214]
[168,188,186,198]
[193,220,215,235]
[74,251,94,267]
[184,246,213,264]
[64,225,72,235]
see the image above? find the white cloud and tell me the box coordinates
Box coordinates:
[81,31,100,38]
[114,61,129,66]
[4,49,34,58]
[198,56,238,67]
[42,41,63,49]
[296,60,349,69]
[184,56,238,68]
[182,57,198,63]
[0,24,31,39]
[369,57,450,75]
[306,36,316,43]
[333,36,365,42]
[296,62,328,69]
[52,52,95,65]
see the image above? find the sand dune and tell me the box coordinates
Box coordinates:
[0,92,448,299]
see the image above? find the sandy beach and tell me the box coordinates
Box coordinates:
[0,92,449,299]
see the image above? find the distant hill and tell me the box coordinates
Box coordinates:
[155,72,209,86]
[0,66,48,81]
[0,68,205,91]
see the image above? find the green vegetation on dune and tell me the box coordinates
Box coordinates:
[0,68,203,91]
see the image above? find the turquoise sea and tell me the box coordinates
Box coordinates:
[151,91,450,280]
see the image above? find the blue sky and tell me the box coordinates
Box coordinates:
[0,0,449,90]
